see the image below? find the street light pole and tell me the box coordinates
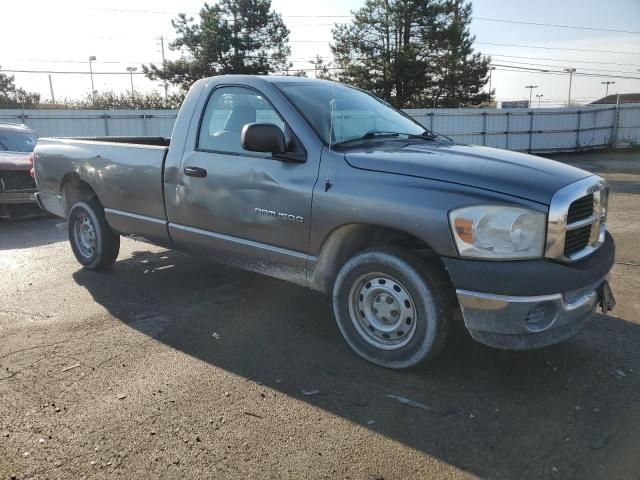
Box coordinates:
[88,56,97,104]
[564,68,576,106]
[601,81,615,103]
[525,85,538,107]
[488,66,496,100]
[48,74,56,105]
[159,36,169,102]
[126,67,138,96]
[536,94,544,108]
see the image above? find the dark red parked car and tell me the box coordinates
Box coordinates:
[0,123,41,219]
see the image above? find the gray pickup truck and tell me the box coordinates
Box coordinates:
[34,75,615,369]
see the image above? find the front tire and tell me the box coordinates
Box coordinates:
[332,248,451,369]
[68,199,120,270]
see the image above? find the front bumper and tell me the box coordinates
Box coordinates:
[457,279,606,349]
[0,189,37,205]
[445,232,616,350]
[0,189,41,219]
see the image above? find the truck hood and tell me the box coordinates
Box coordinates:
[0,151,31,171]
[344,142,592,204]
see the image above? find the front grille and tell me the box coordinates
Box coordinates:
[546,177,607,262]
[564,225,592,256]
[563,193,597,258]
[0,171,36,192]
[567,194,594,224]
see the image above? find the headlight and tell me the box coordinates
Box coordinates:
[449,205,546,259]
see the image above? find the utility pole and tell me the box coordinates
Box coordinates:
[89,55,97,104]
[525,85,538,107]
[601,81,615,103]
[536,94,544,108]
[48,74,56,105]
[158,36,169,102]
[488,66,496,102]
[564,68,576,106]
[126,67,137,96]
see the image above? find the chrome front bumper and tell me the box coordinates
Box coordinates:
[0,189,37,204]
[457,278,607,350]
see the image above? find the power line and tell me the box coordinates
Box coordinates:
[91,7,352,17]
[92,8,198,14]
[486,53,640,68]
[476,42,640,55]
[472,16,640,35]
[3,65,639,81]
[274,63,640,81]
[296,53,640,69]
[285,39,640,54]
[7,53,638,70]
[0,69,148,75]
[89,7,640,35]
[490,64,640,80]
[3,59,124,65]
[489,59,637,75]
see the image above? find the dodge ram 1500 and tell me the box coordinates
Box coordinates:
[33,76,616,368]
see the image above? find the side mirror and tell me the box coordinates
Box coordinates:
[241,123,286,154]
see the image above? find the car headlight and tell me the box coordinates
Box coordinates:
[449,205,546,259]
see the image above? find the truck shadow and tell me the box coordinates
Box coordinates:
[73,249,640,479]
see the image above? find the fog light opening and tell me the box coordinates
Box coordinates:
[524,303,557,332]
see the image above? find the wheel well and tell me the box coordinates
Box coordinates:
[61,175,99,216]
[310,224,444,293]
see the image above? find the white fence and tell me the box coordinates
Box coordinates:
[1,104,639,153]
[0,109,177,138]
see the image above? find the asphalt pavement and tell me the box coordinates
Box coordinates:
[1,149,639,479]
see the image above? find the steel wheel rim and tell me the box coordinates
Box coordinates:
[348,272,418,350]
[74,213,97,259]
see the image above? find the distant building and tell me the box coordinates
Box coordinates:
[499,100,530,109]
[590,93,640,105]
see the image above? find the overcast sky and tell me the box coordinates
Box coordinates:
[1,0,639,106]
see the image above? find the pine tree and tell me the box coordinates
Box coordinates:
[309,55,334,80]
[143,0,291,91]
[331,0,490,108]
[434,0,491,107]
[0,68,40,108]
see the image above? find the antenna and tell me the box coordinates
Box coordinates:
[325,81,336,192]
[328,80,336,150]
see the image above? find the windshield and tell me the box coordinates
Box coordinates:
[276,82,426,145]
[0,128,38,153]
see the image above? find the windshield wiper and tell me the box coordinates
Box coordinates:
[334,130,401,146]
[334,129,439,146]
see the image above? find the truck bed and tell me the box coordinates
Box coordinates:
[34,137,171,244]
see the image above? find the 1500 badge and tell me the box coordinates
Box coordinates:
[255,208,304,223]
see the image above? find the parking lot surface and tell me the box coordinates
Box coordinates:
[1,150,639,479]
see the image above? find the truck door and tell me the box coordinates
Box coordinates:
[168,85,318,284]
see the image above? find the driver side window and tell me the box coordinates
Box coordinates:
[197,86,285,155]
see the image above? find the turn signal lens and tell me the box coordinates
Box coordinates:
[454,218,474,243]
[28,153,36,179]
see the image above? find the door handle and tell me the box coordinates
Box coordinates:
[184,166,207,178]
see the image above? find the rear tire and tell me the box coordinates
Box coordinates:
[68,199,120,270]
[332,248,451,369]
